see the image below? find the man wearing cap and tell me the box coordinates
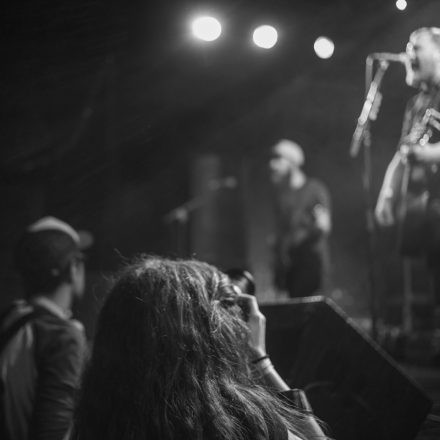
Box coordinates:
[269,139,332,298]
[0,217,90,440]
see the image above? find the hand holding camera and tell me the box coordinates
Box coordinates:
[236,291,267,358]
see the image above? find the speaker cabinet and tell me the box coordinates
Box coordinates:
[260,296,432,440]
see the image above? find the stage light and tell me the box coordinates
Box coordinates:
[191,16,222,42]
[252,25,278,49]
[314,36,334,59]
[395,0,407,11]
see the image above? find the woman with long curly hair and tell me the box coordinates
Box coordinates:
[71,256,326,440]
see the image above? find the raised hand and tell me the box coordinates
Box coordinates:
[236,292,267,358]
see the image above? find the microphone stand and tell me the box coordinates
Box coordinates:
[163,178,237,257]
[350,59,390,341]
[163,195,206,257]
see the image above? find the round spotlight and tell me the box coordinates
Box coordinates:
[191,16,222,42]
[314,36,335,59]
[395,0,407,11]
[253,25,278,49]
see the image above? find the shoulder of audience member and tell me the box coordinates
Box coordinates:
[33,312,86,352]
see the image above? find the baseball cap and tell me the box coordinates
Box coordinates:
[15,217,93,290]
[26,216,93,250]
[272,139,305,167]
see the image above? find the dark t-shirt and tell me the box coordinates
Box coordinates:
[273,177,331,253]
[271,177,331,296]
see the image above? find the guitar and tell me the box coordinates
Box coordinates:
[396,107,440,256]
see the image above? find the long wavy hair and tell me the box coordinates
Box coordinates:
[72,256,306,440]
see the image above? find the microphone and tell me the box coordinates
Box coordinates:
[367,52,407,63]
[207,176,238,191]
[163,177,238,224]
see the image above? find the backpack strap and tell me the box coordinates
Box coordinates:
[0,304,20,328]
[0,305,47,440]
[0,306,46,355]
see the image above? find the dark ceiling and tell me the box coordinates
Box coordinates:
[0,0,407,179]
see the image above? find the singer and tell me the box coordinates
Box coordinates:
[269,139,332,298]
[375,28,440,313]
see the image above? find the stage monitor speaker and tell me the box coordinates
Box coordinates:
[260,296,432,440]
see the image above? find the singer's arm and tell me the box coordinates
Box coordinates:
[375,151,404,226]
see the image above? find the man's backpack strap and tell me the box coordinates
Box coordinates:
[0,308,45,355]
[0,305,46,440]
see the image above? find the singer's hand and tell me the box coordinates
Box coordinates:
[375,196,395,226]
[407,143,426,163]
[406,142,440,164]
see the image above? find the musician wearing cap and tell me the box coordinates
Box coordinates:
[269,139,332,298]
[0,217,91,440]
[375,28,440,308]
